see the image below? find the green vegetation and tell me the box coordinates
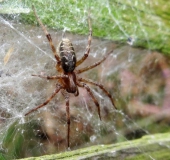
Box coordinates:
[1,0,170,54]
[18,132,170,160]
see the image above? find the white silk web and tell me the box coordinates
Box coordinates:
[0,0,169,159]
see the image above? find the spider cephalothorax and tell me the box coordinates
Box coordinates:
[25,5,116,148]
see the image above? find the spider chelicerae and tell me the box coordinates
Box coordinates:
[25,5,117,148]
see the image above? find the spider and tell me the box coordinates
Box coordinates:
[25,5,117,148]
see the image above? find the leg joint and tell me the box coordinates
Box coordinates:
[46,34,52,41]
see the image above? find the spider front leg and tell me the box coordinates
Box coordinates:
[76,11,92,67]
[77,82,101,120]
[25,84,62,116]
[78,78,117,109]
[61,90,70,148]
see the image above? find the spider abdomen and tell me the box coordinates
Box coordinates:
[59,38,76,73]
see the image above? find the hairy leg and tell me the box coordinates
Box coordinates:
[61,90,70,148]
[78,78,117,109]
[32,74,68,80]
[77,82,101,120]
[76,11,92,67]
[76,49,113,74]
[25,85,62,116]
[32,5,60,62]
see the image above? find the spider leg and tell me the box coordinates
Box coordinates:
[25,85,62,116]
[76,11,92,67]
[61,90,70,148]
[77,82,101,120]
[32,5,60,62]
[74,87,79,96]
[78,78,117,109]
[32,74,68,80]
[76,49,113,74]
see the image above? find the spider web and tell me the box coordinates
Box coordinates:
[0,0,170,159]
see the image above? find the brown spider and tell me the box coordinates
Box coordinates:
[25,5,116,148]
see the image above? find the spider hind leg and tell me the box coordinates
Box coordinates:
[76,11,92,67]
[32,5,60,62]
